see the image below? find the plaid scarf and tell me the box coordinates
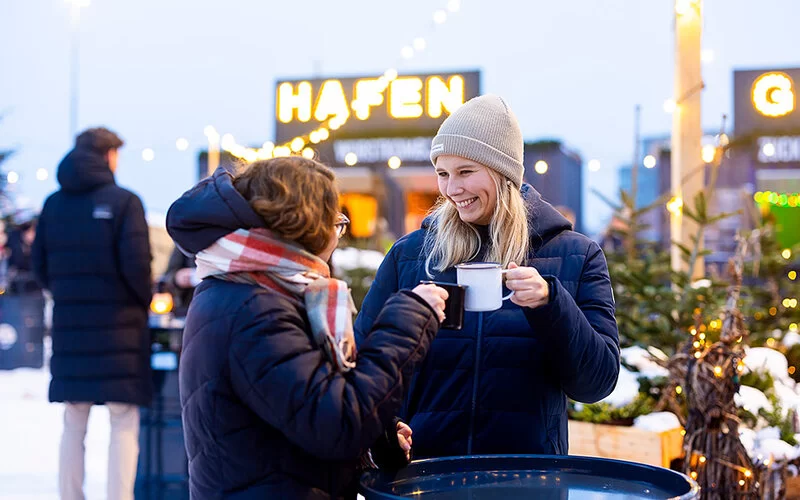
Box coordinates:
[195,228,357,372]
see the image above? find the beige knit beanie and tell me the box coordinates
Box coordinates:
[430,94,524,187]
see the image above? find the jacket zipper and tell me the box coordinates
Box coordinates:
[467,312,483,454]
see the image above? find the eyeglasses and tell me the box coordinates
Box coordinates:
[335,213,350,239]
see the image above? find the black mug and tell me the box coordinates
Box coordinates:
[420,281,467,330]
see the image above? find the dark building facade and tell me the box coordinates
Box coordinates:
[523,141,583,233]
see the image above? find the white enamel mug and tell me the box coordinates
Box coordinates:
[456,262,514,312]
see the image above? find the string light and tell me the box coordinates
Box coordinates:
[36,168,49,181]
[643,155,657,168]
[176,138,189,151]
[713,366,723,377]
[667,195,683,215]
[754,191,800,208]
[388,156,402,169]
[142,148,155,162]
[534,160,549,174]
[676,385,683,395]
[214,1,463,162]
[6,171,19,184]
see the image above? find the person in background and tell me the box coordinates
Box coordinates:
[6,212,41,294]
[166,158,446,499]
[32,127,152,500]
[158,245,197,317]
[355,94,620,459]
[599,211,630,254]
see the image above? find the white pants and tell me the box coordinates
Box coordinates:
[59,402,140,500]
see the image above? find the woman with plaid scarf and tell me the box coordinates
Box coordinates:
[166,158,447,499]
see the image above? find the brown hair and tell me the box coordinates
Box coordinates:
[232,157,339,255]
[75,127,124,154]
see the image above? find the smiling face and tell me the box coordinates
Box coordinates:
[435,155,498,225]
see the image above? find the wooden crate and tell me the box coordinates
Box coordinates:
[568,420,684,468]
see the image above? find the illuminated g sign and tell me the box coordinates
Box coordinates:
[752,72,796,118]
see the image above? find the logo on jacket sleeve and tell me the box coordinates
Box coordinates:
[92,205,113,220]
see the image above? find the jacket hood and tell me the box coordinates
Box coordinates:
[166,167,266,254]
[56,148,115,192]
[422,183,572,251]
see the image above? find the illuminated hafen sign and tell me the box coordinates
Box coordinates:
[734,68,800,137]
[274,71,480,143]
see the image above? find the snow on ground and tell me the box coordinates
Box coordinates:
[0,368,110,499]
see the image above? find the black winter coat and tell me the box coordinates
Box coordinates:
[167,168,440,499]
[32,147,153,406]
[355,184,620,458]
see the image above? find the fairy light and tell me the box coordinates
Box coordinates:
[675,385,683,395]
[694,351,702,359]
[699,456,707,464]
[301,147,315,159]
[667,196,683,215]
[782,249,792,260]
[789,271,797,280]
[216,1,463,161]
[713,366,723,377]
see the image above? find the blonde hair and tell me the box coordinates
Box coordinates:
[423,169,529,277]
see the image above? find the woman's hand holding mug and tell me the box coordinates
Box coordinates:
[411,283,449,323]
[505,263,549,309]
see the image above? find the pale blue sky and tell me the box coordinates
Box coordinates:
[2,0,799,234]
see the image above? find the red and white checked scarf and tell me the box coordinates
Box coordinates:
[195,228,357,372]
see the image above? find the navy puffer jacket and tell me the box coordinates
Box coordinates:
[355,184,620,458]
[32,147,153,406]
[167,168,440,499]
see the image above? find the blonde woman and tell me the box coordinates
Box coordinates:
[355,94,620,459]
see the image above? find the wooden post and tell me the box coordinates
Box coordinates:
[670,0,704,278]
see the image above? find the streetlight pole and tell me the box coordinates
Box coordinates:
[67,0,90,140]
[670,0,704,279]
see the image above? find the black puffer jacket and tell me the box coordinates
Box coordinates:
[166,168,440,499]
[32,147,153,406]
